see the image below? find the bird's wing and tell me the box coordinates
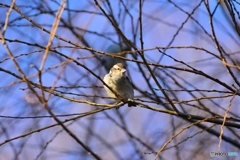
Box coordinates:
[126,76,133,85]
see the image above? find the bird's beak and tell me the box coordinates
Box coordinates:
[121,68,126,73]
[121,68,126,76]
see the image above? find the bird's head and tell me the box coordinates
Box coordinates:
[110,63,126,77]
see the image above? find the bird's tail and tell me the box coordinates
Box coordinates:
[128,102,137,107]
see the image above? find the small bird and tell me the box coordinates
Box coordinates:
[103,63,136,107]
[102,42,131,72]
